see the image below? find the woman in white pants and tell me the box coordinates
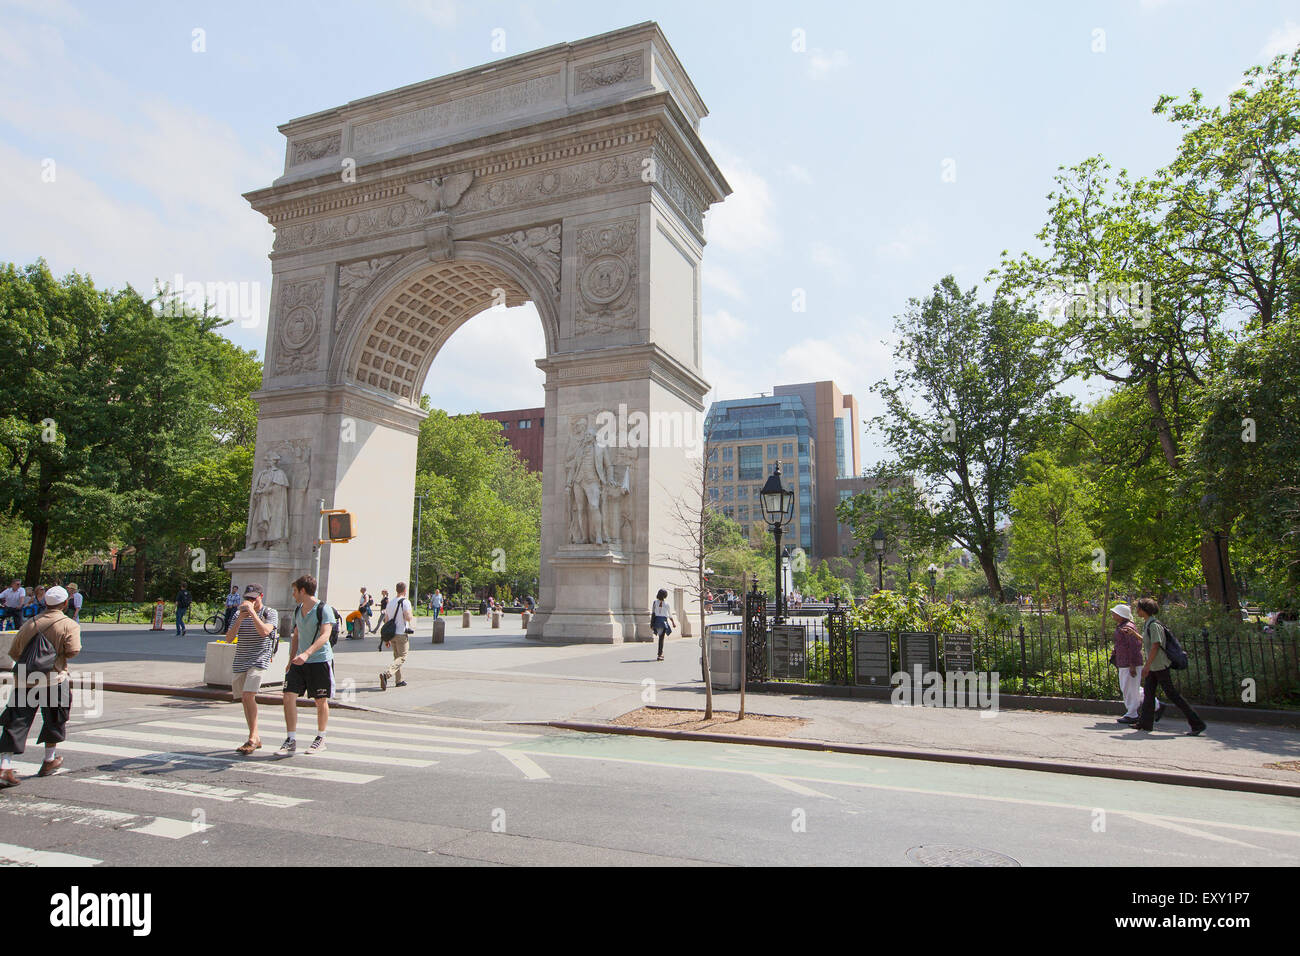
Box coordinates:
[1111,604,1159,724]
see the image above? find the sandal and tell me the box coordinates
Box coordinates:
[236,739,262,755]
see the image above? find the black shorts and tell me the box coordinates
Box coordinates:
[284,661,334,700]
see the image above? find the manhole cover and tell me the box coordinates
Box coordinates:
[905,844,1020,867]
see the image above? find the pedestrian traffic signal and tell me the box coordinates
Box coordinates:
[324,510,356,542]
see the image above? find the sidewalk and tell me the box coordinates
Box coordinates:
[25,617,1300,786]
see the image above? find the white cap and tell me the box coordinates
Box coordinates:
[1110,603,1132,621]
[44,585,69,606]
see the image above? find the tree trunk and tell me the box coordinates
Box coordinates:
[976,548,1003,603]
[132,536,149,602]
[1200,535,1239,609]
[24,517,49,587]
[1059,577,1071,639]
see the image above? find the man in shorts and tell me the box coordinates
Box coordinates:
[278,574,336,756]
[226,583,279,754]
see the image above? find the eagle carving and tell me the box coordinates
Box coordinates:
[405,172,474,215]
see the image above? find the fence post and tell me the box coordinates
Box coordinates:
[1018,623,1029,696]
[1201,627,1218,706]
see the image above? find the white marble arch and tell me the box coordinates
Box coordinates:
[225,23,730,642]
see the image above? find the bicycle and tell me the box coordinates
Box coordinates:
[203,609,229,635]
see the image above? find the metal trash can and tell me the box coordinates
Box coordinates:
[705,628,742,690]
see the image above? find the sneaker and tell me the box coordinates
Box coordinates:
[395,680,408,687]
[306,735,327,754]
[275,737,296,756]
[0,769,19,789]
[1154,706,1165,723]
[379,672,389,691]
[1117,715,1137,725]
[1187,724,1207,737]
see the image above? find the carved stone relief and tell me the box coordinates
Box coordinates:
[291,131,342,165]
[574,219,638,336]
[576,52,644,93]
[563,410,636,550]
[487,224,561,296]
[274,278,325,374]
[335,256,401,332]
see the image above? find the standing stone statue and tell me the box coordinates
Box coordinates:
[246,451,291,549]
[602,463,631,549]
[565,416,613,546]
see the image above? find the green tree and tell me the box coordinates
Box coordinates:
[862,276,1070,601]
[1007,451,1097,637]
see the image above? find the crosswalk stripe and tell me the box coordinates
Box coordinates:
[186,712,526,746]
[81,729,439,768]
[498,750,550,780]
[57,740,383,785]
[0,798,206,839]
[0,841,101,867]
[138,719,476,756]
[78,774,311,809]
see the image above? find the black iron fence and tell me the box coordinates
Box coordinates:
[739,603,1300,709]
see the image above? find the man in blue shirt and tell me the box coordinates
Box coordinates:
[277,573,336,756]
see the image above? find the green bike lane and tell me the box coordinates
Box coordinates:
[502,730,1300,845]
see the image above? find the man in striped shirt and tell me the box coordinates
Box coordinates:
[225,583,279,755]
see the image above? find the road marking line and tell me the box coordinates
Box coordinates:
[1124,812,1261,849]
[187,712,523,747]
[57,740,383,785]
[78,774,311,808]
[754,773,834,799]
[0,841,101,867]
[187,710,538,738]
[0,798,206,839]
[511,749,1300,841]
[82,729,438,768]
[166,716,485,752]
[498,750,550,780]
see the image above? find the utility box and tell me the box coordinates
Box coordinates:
[706,629,742,690]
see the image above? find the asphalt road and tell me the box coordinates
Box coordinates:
[1,692,1297,866]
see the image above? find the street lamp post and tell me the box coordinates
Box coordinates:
[760,461,796,623]
[927,563,939,603]
[413,494,426,617]
[872,527,886,592]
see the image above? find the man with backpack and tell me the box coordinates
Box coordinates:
[0,585,82,787]
[278,574,336,756]
[378,581,414,691]
[1133,597,1207,736]
[175,582,192,637]
[227,583,279,755]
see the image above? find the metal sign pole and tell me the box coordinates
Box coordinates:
[314,498,325,601]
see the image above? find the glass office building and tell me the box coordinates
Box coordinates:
[703,394,816,551]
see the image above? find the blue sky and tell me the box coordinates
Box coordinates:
[3,0,1298,466]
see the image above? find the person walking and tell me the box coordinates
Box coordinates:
[66,583,82,622]
[430,588,443,623]
[650,588,677,662]
[227,584,279,755]
[1110,604,1159,725]
[379,582,414,690]
[0,585,82,786]
[372,589,389,635]
[1,579,25,631]
[277,574,336,756]
[1133,598,1206,736]
[358,587,375,637]
[175,582,192,637]
[222,585,241,632]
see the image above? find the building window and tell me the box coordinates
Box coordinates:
[721,466,734,481]
[738,505,749,521]
[708,448,718,462]
[501,421,511,429]
[767,444,778,459]
[736,486,747,500]
[709,488,719,501]
[738,444,764,481]
[722,505,735,520]
[722,486,734,501]
[782,442,793,458]
[740,524,749,538]
[722,447,734,461]
[518,419,531,429]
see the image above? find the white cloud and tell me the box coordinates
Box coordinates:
[703,262,746,300]
[1261,21,1300,59]
[404,0,459,29]
[807,48,850,80]
[702,142,778,255]
[786,164,813,184]
[809,241,851,282]
[421,303,546,412]
[874,221,935,262]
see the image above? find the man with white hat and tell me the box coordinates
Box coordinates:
[1110,603,1160,725]
[0,584,82,787]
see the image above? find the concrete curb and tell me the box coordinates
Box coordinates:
[545,719,1300,799]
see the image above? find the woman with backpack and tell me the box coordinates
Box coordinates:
[1132,597,1207,736]
[650,588,677,662]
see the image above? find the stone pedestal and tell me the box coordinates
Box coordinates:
[461,610,471,628]
[203,641,290,690]
[222,548,300,624]
[491,610,502,629]
[530,546,644,643]
[431,619,446,644]
[521,610,531,629]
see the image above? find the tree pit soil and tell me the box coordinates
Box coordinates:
[613,706,808,737]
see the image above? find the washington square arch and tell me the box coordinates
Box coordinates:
[223,23,731,643]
